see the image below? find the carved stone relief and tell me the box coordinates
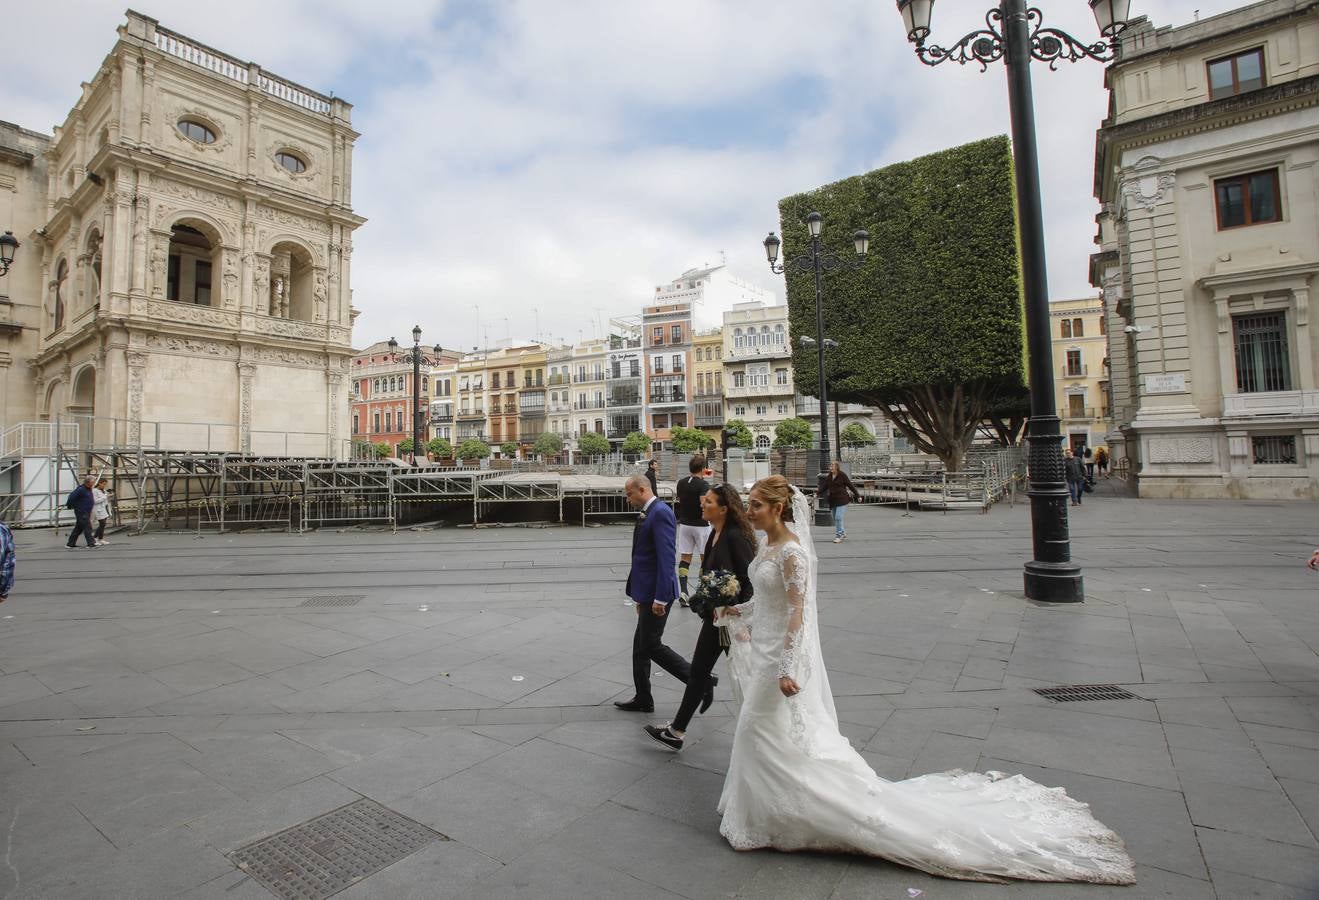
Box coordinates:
[1148,437,1214,464]
[144,334,237,358]
[147,300,239,330]
[254,205,330,235]
[1121,172,1176,214]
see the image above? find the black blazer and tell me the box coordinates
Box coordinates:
[698,526,755,619]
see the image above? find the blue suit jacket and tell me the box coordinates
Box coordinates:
[625,499,679,605]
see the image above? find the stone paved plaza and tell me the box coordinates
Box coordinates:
[2,493,1318,899]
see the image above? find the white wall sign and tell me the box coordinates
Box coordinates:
[1145,373,1187,394]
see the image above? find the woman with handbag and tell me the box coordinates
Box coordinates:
[644,483,755,752]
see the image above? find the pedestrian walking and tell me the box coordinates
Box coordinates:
[1096,447,1110,479]
[92,477,113,544]
[674,454,711,605]
[1083,445,1096,483]
[645,458,659,496]
[0,519,14,604]
[1064,449,1086,506]
[823,460,861,543]
[65,475,99,549]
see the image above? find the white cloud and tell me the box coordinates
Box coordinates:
[9,0,1239,352]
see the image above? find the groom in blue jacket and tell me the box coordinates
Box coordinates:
[615,473,690,713]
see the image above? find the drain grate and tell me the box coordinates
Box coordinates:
[1034,684,1139,702]
[230,798,446,900]
[298,595,364,608]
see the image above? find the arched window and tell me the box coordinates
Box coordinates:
[275,151,308,174]
[176,118,216,144]
[734,328,743,348]
[755,435,770,449]
[53,259,68,332]
[1060,319,1072,338]
[422,376,429,392]
[760,326,771,345]
[775,324,785,344]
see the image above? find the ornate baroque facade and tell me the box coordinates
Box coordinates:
[15,11,362,456]
[1093,0,1319,498]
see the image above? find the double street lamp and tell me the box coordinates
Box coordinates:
[763,214,869,527]
[388,326,444,466]
[895,0,1131,602]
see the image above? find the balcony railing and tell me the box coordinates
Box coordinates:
[457,408,485,418]
[575,400,606,410]
[649,393,687,405]
[1061,365,1089,378]
[519,407,546,418]
[548,375,570,385]
[574,373,605,383]
[1060,407,1101,420]
[695,415,724,427]
[726,382,793,399]
[608,395,642,408]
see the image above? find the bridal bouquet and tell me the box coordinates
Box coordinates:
[687,569,741,619]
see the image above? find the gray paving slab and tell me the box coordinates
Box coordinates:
[4,498,1319,897]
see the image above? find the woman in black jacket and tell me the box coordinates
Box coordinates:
[644,483,754,752]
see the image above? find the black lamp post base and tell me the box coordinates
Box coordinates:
[814,471,833,527]
[1023,561,1084,603]
[813,504,834,528]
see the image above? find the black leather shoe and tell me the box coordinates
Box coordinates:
[643,724,684,751]
[699,676,719,715]
[614,697,654,713]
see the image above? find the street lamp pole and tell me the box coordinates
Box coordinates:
[894,0,1129,603]
[0,231,20,277]
[389,326,444,466]
[764,215,869,527]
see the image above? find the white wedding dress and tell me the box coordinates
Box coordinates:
[717,491,1136,885]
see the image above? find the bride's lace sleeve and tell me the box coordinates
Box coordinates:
[777,544,810,683]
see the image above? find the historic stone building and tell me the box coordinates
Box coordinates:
[723,300,793,449]
[11,11,362,456]
[1093,0,1319,498]
[1050,297,1113,453]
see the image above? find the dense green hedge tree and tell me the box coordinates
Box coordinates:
[577,432,611,456]
[457,439,491,460]
[670,426,709,453]
[772,418,814,449]
[621,431,651,455]
[499,441,519,458]
[778,136,1028,471]
[427,437,453,458]
[723,419,754,450]
[533,433,564,458]
[840,423,875,446]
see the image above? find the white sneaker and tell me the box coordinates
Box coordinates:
[96,538,110,545]
[833,537,842,544]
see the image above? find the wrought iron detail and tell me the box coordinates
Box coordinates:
[913,7,1115,71]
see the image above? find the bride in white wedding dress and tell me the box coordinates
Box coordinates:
[714,476,1136,885]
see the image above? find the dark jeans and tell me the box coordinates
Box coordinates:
[1067,481,1084,504]
[67,512,95,547]
[672,615,724,732]
[632,604,691,704]
[94,517,108,540]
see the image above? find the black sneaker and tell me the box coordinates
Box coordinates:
[643,724,683,751]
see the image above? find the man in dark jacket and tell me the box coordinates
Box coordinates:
[1064,449,1086,506]
[66,475,98,549]
[824,461,862,543]
[674,454,710,603]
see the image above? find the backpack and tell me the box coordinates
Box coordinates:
[65,489,78,509]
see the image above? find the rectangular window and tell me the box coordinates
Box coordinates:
[670,324,682,343]
[1233,312,1291,392]
[1252,434,1297,465]
[734,372,745,388]
[1068,394,1085,416]
[630,361,640,378]
[167,254,180,301]
[652,326,664,345]
[776,368,789,385]
[373,413,380,433]
[672,354,682,372]
[1215,169,1281,229]
[492,372,500,389]
[1072,317,1083,338]
[384,411,392,432]
[1066,350,1083,376]
[1060,319,1071,338]
[194,260,212,305]
[1207,47,1265,101]
[653,356,664,375]
[352,415,359,434]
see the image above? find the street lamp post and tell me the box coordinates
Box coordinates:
[893,0,1129,603]
[800,335,842,456]
[0,231,20,277]
[764,215,869,527]
[388,326,444,466]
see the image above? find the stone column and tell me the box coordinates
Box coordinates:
[238,363,256,454]
[139,59,155,150]
[326,370,344,458]
[1294,284,1314,391]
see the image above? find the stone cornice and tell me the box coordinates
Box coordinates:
[1095,75,1319,201]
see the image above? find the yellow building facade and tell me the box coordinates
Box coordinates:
[1050,297,1112,453]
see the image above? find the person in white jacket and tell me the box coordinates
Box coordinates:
[92,477,113,545]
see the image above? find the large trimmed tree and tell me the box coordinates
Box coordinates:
[577,432,610,457]
[779,136,1028,471]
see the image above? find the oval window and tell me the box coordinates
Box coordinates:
[275,151,307,174]
[177,119,216,144]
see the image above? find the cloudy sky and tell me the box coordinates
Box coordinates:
[11,1,1228,351]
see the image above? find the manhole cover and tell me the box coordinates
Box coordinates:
[298,595,364,608]
[230,798,446,899]
[1034,684,1139,702]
